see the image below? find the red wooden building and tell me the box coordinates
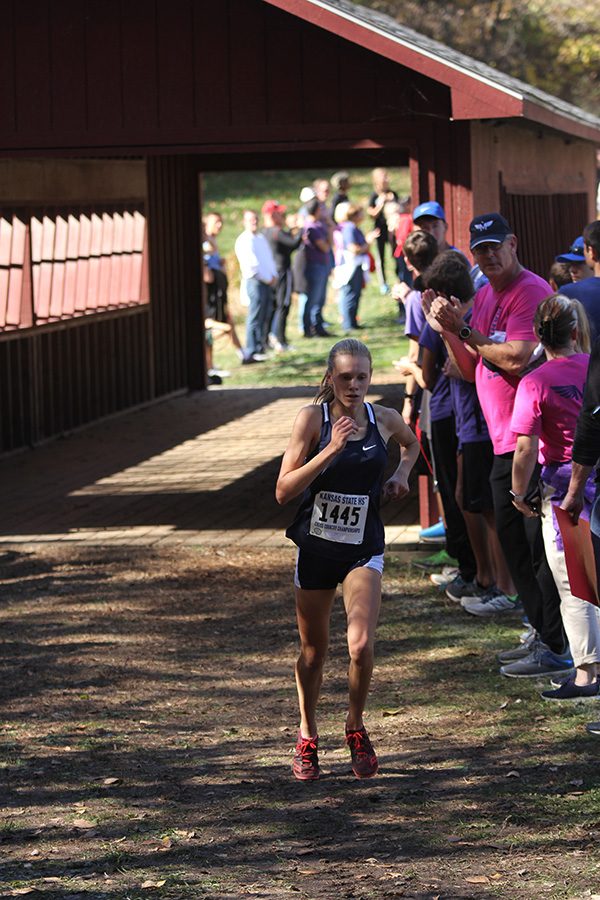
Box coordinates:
[1,0,599,453]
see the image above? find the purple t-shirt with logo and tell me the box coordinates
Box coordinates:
[304,221,329,265]
[419,323,453,422]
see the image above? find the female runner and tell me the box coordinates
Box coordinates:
[276,339,419,780]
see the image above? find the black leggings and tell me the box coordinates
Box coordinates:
[490,454,565,653]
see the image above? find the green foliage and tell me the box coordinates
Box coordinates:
[354,0,600,114]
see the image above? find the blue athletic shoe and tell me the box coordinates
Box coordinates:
[419,520,445,543]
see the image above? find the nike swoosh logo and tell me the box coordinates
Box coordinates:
[363,444,376,451]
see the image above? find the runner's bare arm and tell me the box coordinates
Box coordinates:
[275,406,358,505]
[374,406,420,501]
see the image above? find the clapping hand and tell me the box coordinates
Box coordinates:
[421,289,463,334]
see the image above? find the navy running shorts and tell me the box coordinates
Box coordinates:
[294,548,384,590]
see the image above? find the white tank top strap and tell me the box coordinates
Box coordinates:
[322,402,330,424]
[365,402,376,424]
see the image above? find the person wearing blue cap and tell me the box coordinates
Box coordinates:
[413,201,488,292]
[555,235,593,284]
[412,201,450,251]
[557,222,600,341]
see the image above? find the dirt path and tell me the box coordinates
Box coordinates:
[1,545,599,899]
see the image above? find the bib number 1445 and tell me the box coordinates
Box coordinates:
[309,491,369,544]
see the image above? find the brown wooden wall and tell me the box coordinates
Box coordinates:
[147,156,204,396]
[500,186,589,279]
[0,308,152,452]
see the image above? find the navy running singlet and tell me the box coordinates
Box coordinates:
[286,402,389,561]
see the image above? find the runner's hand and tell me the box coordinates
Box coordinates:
[330,416,358,451]
[383,473,409,501]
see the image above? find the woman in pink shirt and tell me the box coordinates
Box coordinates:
[511,295,597,700]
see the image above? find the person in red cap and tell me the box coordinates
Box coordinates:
[262,200,302,351]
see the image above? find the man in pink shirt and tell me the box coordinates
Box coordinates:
[427,213,569,677]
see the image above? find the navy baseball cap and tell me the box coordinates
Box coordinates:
[469,213,512,250]
[413,201,446,222]
[555,236,585,264]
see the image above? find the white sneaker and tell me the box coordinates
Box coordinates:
[430,567,459,586]
[461,588,521,617]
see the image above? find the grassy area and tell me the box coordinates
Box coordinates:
[202,167,411,386]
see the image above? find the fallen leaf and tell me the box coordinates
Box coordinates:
[72,818,96,829]
[498,701,508,709]
[298,869,319,876]
[141,880,166,889]
[506,770,520,778]
[382,708,403,717]
[103,777,121,786]
[465,875,490,884]
[9,890,38,896]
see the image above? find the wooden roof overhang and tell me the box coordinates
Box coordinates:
[265,0,600,145]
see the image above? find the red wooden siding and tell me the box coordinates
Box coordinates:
[0,208,148,332]
[0,0,451,154]
[0,216,32,330]
[500,184,589,278]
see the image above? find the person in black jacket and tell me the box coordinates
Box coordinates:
[561,336,600,585]
[561,336,600,733]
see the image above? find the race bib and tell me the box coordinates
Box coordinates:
[309,491,369,544]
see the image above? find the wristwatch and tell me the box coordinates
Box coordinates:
[458,324,472,342]
[509,490,525,502]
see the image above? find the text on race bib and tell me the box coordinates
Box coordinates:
[309,491,369,545]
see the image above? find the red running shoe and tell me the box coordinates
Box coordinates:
[345,726,378,778]
[292,732,320,781]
